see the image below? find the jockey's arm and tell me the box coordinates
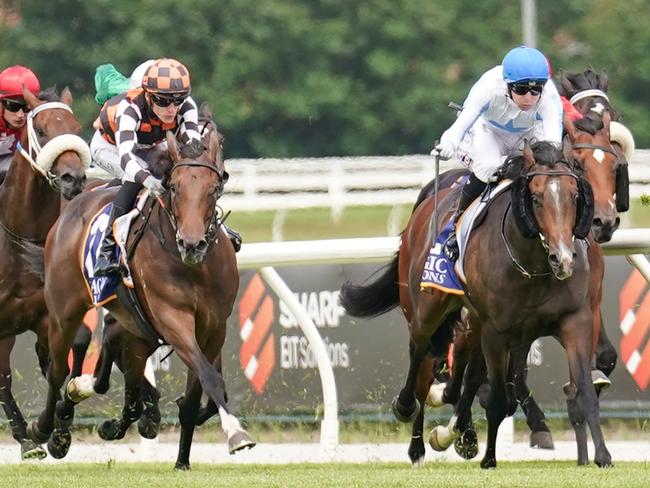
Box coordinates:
[114,100,150,184]
[177,96,201,143]
[537,79,564,144]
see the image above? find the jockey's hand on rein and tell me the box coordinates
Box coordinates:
[143,175,166,197]
[431,140,455,160]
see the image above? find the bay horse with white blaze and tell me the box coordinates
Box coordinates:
[27,130,254,468]
[0,87,89,459]
[342,141,612,468]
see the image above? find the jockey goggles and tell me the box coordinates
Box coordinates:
[2,98,29,113]
[150,93,187,107]
[509,81,545,96]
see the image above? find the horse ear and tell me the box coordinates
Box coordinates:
[60,87,73,107]
[601,110,611,139]
[558,69,573,96]
[522,140,535,170]
[563,113,577,143]
[166,132,180,162]
[206,131,220,163]
[22,86,40,110]
[563,136,574,163]
[199,102,213,121]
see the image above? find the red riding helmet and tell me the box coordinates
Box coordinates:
[0,65,41,99]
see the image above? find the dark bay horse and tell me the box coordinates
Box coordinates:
[0,87,89,459]
[342,141,612,468]
[27,130,255,468]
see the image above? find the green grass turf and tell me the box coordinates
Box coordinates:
[1,461,648,488]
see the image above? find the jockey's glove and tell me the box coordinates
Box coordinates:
[431,140,455,160]
[143,175,165,197]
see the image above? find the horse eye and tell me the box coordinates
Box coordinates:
[531,194,542,208]
[170,185,177,194]
[35,127,46,138]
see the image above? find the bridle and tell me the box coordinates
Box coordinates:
[160,161,228,249]
[502,167,580,278]
[15,101,91,190]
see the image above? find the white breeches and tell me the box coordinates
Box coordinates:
[464,120,542,183]
[90,130,128,181]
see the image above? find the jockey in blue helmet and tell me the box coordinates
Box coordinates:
[432,45,563,261]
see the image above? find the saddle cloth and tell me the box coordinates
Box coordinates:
[420,179,512,294]
[81,193,149,306]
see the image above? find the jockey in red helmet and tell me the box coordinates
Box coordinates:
[0,65,41,181]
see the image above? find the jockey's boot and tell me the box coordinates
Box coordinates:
[223,224,242,253]
[94,181,141,277]
[443,174,486,261]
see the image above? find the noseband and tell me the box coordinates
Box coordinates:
[15,102,91,190]
[162,161,227,248]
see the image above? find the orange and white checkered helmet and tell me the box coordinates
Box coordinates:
[142,58,191,96]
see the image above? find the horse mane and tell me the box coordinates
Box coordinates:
[501,141,577,179]
[557,68,608,97]
[38,86,61,102]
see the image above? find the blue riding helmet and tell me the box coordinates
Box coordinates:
[502,45,550,84]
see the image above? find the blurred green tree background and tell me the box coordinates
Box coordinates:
[0,0,647,158]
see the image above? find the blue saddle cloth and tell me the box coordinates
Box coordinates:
[420,221,464,295]
[81,203,121,306]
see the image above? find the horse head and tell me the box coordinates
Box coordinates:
[165,129,229,266]
[20,86,90,199]
[509,140,593,280]
[563,111,627,242]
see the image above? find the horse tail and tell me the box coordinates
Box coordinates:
[339,251,400,318]
[18,240,45,284]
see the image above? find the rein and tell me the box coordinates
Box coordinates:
[0,217,45,245]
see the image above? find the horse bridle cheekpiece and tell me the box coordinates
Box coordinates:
[165,161,229,246]
[16,102,91,188]
[511,167,594,241]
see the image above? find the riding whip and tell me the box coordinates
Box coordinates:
[429,140,440,246]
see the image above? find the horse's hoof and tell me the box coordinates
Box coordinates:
[228,430,256,455]
[21,440,47,460]
[595,450,613,468]
[391,396,420,423]
[425,383,446,407]
[428,425,455,451]
[408,439,425,466]
[27,420,50,444]
[480,456,497,469]
[174,462,191,471]
[98,419,126,441]
[66,374,96,403]
[530,430,554,449]
[47,429,72,459]
[411,455,425,468]
[137,416,160,439]
[454,428,479,459]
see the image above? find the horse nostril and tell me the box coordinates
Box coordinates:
[548,254,559,267]
[196,240,208,253]
[178,237,186,249]
[61,173,74,183]
[593,218,603,228]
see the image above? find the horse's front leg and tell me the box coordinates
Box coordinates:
[160,309,254,463]
[559,311,612,467]
[480,330,510,469]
